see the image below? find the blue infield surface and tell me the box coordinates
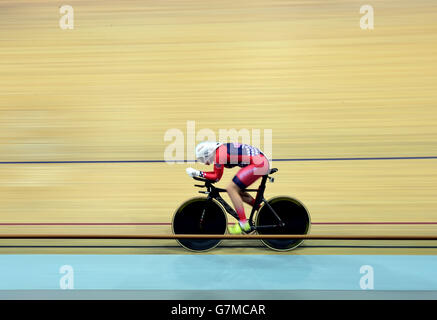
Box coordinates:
[0,255,436,291]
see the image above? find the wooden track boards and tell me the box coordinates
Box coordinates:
[0,0,436,254]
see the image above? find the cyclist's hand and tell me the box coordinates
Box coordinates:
[186,167,201,178]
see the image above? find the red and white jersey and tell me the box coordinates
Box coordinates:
[201,143,265,181]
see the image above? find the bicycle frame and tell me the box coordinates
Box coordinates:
[193,169,284,230]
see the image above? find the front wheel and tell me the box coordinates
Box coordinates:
[255,196,311,251]
[172,197,227,252]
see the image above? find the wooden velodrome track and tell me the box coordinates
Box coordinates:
[0,0,436,254]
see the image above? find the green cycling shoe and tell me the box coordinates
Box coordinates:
[228,221,252,234]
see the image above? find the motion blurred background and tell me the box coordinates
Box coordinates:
[0,0,436,253]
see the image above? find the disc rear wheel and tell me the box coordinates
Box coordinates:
[255,196,311,251]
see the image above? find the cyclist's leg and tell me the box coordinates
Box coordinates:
[239,190,260,209]
[226,180,251,234]
[226,169,260,234]
[236,155,270,208]
[234,154,270,191]
[227,157,269,233]
[226,181,246,222]
[239,190,255,205]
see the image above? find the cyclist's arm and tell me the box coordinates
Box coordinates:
[201,163,224,182]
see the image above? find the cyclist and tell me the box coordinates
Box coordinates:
[186,141,270,234]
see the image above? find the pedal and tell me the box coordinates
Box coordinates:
[244,222,256,234]
[198,191,209,195]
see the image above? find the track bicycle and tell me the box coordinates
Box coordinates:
[172,168,311,251]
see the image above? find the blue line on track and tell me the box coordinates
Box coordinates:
[274,156,437,161]
[1,245,437,249]
[1,156,437,164]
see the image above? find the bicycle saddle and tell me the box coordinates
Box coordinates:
[269,168,278,174]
